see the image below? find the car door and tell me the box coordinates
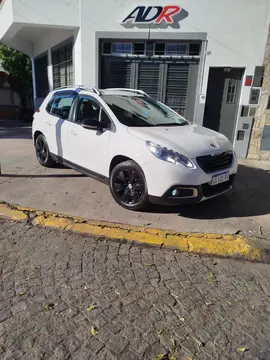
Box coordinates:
[44,91,77,159]
[66,95,112,177]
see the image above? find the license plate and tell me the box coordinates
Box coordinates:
[211,171,229,186]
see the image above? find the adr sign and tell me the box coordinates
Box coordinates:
[121,5,182,25]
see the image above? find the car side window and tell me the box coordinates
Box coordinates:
[76,97,101,124]
[100,109,111,129]
[46,97,54,113]
[49,93,76,119]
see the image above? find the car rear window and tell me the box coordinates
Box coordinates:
[46,91,77,119]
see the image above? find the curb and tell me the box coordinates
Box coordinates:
[0,202,270,262]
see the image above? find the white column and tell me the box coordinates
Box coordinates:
[73,29,82,85]
[47,49,53,91]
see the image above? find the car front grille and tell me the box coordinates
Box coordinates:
[202,175,235,198]
[196,151,233,174]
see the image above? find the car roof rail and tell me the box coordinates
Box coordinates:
[105,88,149,96]
[54,85,101,95]
[77,85,101,95]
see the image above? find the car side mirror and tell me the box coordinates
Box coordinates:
[81,118,100,130]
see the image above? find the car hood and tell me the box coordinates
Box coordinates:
[127,124,233,159]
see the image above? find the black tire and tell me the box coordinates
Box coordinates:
[35,134,56,168]
[110,160,149,211]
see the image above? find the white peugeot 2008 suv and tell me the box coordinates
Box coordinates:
[32,86,237,211]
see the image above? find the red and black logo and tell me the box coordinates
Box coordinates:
[122,5,182,25]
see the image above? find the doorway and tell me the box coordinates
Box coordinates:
[203,67,244,142]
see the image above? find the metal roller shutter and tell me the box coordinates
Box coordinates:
[102,60,131,89]
[165,64,190,116]
[100,40,200,118]
[137,63,160,99]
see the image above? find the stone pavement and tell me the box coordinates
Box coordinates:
[0,220,270,359]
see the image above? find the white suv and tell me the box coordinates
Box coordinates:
[32,86,237,211]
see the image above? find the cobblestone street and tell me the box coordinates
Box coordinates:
[0,219,270,360]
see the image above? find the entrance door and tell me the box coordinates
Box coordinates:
[203,68,244,142]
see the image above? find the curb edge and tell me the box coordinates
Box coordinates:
[0,202,268,262]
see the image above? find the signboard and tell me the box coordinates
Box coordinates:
[245,75,253,87]
[121,5,188,29]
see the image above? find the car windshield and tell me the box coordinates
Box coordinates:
[101,94,189,127]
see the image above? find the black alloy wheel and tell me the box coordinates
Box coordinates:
[35,134,55,167]
[110,160,149,211]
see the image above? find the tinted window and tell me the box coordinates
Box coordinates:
[155,43,165,55]
[50,93,76,119]
[100,109,111,128]
[189,43,201,56]
[46,97,54,113]
[101,95,188,127]
[134,43,145,55]
[76,97,100,123]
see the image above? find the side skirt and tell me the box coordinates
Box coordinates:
[51,153,109,185]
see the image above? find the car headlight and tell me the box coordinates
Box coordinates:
[146,141,194,168]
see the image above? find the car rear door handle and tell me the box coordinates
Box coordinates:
[70,130,77,136]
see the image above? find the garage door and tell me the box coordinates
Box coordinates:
[100,40,200,117]
[137,63,160,100]
[101,58,131,89]
[165,64,190,116]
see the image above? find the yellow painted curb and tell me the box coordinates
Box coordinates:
[0,202,265,261]
[0,203,28,221]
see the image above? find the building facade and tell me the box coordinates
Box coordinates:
[0,0,270,158]
[247,28,270,160]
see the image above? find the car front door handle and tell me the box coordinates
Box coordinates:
[70,130,77,136]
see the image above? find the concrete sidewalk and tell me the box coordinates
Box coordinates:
[1,121,270,237]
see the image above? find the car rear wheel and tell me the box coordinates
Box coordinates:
[110,160,149,211]
[35,134,56,167]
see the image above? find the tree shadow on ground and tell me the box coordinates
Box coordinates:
[149,164,270,219]
[0,120,32,140]
[1,173,85,178]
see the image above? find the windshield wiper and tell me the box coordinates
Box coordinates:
[155,122,188,127]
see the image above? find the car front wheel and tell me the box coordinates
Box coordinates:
[110,160,149,211]
[35,134,56,167]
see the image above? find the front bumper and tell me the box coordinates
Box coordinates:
[149,174,235,205]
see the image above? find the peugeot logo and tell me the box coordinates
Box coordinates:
[210,143,218,149]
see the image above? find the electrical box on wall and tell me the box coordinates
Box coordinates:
[245,75,253,86]
[234,117,254,159]
[241,105,257,118]
[253,66,264,87]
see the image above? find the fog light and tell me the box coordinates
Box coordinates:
[172,189,178,196]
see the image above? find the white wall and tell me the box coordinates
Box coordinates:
[12,0,80,28]
[78,0,270,105]
[33,29,76,58]
[0,0,14,40]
